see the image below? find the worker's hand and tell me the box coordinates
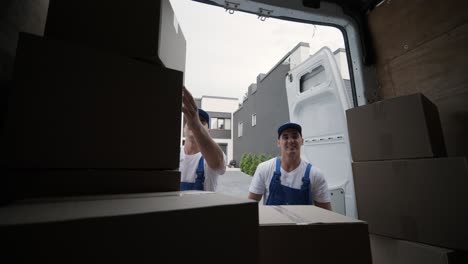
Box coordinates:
[182,86,203,131]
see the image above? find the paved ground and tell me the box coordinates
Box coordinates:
[216,168,253,200]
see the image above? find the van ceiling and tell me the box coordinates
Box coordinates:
[195,0,383,17]
[193,0,382,64]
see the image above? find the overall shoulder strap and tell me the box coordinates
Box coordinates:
[301,163,312,189]
[274,157,281,177]
[302,163,313,204]
[196,156,205,176]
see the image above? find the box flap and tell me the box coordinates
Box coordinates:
[259,205,365,226]
[0,191,255,225]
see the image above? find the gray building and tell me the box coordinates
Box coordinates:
[232,43,351,166]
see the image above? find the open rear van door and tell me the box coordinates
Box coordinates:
[285,47,357,218]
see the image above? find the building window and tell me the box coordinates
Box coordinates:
[211,117,217,129]
[238,122,243,137]
[211,117,231,130]
[218,118,225,129]
[252,114,256,126]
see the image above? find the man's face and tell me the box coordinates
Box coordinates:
[277,128,303,155]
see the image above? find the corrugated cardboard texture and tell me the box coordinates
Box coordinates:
[346,93,446,161]
[259,206,372,264]
[2,169,180,204]
[45,0,168,61]
[3,33,182,169]
[0,192,259,264]
[370,234,468,264]
[353,158,468,251]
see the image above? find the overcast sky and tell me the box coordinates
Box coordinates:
[170,0,345,102]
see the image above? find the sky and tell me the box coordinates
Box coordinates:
[169,0,345,102]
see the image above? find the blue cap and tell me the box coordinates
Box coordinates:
[198,109,210,128]
[277,122,302,138]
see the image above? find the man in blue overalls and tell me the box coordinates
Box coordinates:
[248,122,332,209]
[179,87,227,191]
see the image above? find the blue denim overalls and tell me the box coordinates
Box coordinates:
[180,157,205,191]
[266,158,313,205]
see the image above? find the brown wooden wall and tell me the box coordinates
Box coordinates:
[368,0,468,159]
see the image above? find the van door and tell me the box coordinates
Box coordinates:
[285,47,357,218]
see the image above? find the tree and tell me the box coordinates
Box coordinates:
[240,153,253,174]
[247,155,260,176]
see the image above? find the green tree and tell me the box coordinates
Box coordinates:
[247,155,259,176]
[242,153,253,174]
[240,153,247,173]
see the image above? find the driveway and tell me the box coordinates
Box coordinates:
[216,168,253,200]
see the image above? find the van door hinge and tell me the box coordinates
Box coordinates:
[224,1,239,14]
[257,8,273,21]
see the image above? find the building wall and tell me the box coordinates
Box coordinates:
[233,64,291,165]
[289,44,310,69]
[201,96,237,163]
[201,96,239,113]
[232,44,350,166]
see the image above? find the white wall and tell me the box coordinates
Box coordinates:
[200,96,239,112]
[201,96,238,164]
[212,138,233,164]
[289,45,310,69]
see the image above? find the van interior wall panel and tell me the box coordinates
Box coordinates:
[368,0,468,64]
[368,0,468,159]
[0,0,49,80]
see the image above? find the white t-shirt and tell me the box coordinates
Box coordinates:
[179,146,227,191]
[249,158,331,205]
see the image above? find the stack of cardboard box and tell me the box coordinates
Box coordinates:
[346,93,468,263]
[0,1,260,263]
[2,0,186,202]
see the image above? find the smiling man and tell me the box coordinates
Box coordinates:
[248,122,332,209]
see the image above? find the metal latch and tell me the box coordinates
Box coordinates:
[258,8,273,21]
[224,1,239,14]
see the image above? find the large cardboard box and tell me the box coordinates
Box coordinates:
[3,33,182,170]
[0,192,259,264]
[259,206,372,264]
[44,0,186,71]
[346,93,447,161]
[2,169,180,204]
[353,157,468,251]
[370,234,468,264]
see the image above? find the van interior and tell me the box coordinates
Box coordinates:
[1,0,467,263]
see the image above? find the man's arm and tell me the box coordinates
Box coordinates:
[315,201,332,211]
[248,192,263,202]
[182,87,225,171]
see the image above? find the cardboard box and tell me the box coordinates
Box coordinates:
[3,33,182,170]
[44,0,186,71]
[346,93,447,161]
[353,157,468,251]
[1,169,180,204]
[0,192,259,264]
[259,206,372,264]
[370,234,468,264]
